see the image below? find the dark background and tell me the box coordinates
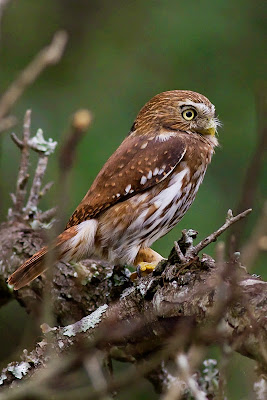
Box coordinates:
[0,1,266,398]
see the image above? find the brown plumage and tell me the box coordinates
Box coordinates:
[8,90,220,290]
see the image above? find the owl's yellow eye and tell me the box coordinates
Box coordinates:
[182,109,197,121]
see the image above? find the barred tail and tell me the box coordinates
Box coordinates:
[7,226,78,290]
[7,246,50,290]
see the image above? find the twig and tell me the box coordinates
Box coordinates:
[24,151,50,215]
[0,115,17,133]
[241,202,267,269]
[0,0,10,29]
[230,90,267,247]
[10,113,58,220]
[38,181,54,200]
[190,208,252,257]
[13,110,31,214]
[57,109,93,230]
[174,241,186,263]
[59,109,93,173]
[0,30,68,120]
[37,207,57,223]
[176,354,208,400]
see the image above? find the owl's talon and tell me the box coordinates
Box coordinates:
[130,262,157,280]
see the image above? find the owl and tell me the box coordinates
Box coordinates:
[8,90,220,289]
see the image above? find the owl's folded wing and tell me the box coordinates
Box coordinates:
[66,132,187,228]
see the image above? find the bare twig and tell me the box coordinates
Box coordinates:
[174,240,186,263]
[57,109,93,230]
[37,207,58,223]
[0,30,68,120]
[9,112,57,221]
[0,0,11,29]
[59,109,93,173]
[190,208,252,257]
[0,115,17,133]
[230,90,267,247]
[38,181,54,200]
[12,110,31,214]
[241,202,267,269]
[24,150,50,215]
[176,354,207,400]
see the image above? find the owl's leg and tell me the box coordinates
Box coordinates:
[131,248,165,280]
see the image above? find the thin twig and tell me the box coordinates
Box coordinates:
[57,109,93,230]
[0,30,68,120]
[174,240,186,263]
[10,132,23,148]
[37,207,58,223]
[241,202,267,269]
[13,110,31,213]
[59,109,93,172]
[38,181,54,200]
[0,115,16,133]
[230,90,267,247]
[176,354,208,400]
[0,0,10,29]
[10,113,57,221]
[190,208,252,256]
[24,154,49,215]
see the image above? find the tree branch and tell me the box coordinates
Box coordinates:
[0,31,68,121]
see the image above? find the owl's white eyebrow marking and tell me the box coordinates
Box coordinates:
[140,176,147,185]
[178,100,215,115]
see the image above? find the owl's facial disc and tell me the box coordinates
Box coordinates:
[179,99,220,136]
[197,117,217,136]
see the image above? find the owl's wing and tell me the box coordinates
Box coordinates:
[66,133,186,228]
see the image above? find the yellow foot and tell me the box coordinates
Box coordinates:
[130,261,157,281]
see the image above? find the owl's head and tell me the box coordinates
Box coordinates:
[133,90,221,143]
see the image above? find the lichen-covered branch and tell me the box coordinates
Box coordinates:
[8,111,57,224]
[0,249,266,393]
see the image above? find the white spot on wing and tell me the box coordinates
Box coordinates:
[140,176,147,185]
[158,165,166,175]
[140,142,148,149]
[125,184,131,194]
[153,167,159,176]
[147,170,152,179]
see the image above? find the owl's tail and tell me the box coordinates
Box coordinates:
[7,226,79,290]
[7,246,51,290]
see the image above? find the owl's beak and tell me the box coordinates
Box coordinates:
[199,118,217,136]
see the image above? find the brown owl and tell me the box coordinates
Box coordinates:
[8,90,220,289]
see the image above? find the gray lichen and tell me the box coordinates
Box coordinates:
[63,304,108,337]
[0,361,31,385]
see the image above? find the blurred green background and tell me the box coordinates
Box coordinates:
[0,1,266,398]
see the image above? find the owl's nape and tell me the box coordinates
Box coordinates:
[8,90,219,290]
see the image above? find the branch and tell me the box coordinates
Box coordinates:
[0,30,68,121]
[0,255,266,393]
[241,202,267,269]
[190,208,252,257]
[230,90,267,247]
[9,111,57,221]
